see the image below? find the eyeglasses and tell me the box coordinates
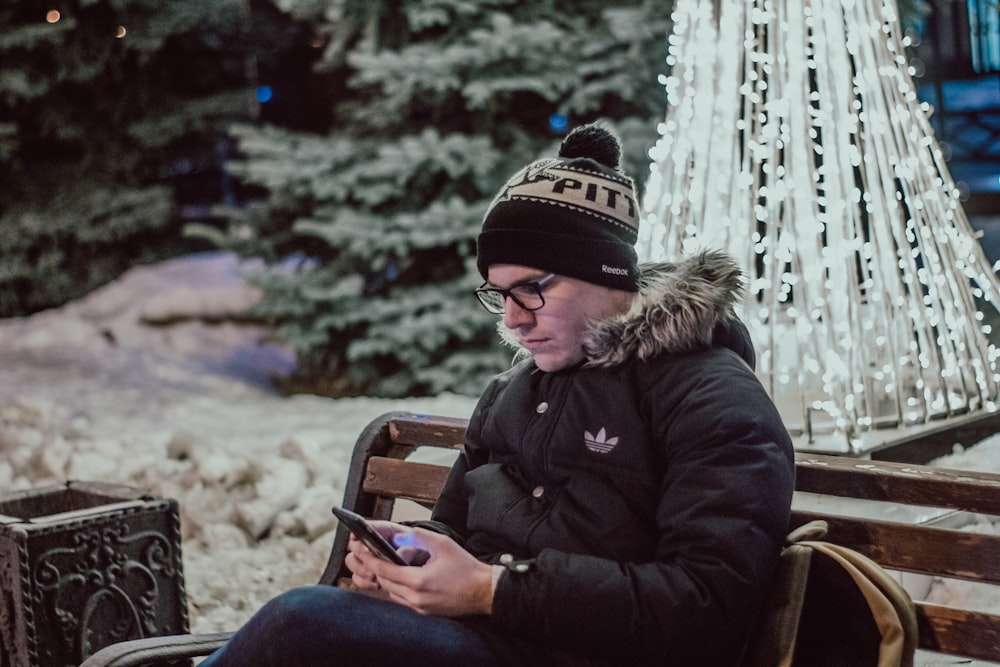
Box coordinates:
[474,274,557,314]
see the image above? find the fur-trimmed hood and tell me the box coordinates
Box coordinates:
[501,250,752,369]
[585,250,750,367]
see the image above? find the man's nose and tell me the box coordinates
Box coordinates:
[502,298,535,329]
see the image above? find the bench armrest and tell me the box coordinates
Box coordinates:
[79,632,232,667]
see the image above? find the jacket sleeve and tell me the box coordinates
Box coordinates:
[488,354,795,666]
[405,370,511,543]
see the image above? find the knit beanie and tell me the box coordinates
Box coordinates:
[476,123,641,291]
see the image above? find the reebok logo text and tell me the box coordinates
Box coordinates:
[602,265,628,276]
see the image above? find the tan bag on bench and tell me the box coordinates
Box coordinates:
[740,520,918,667]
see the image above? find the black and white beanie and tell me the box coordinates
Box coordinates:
[476,123,641,292]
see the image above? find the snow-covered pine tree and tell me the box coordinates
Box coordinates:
[201,0,671,397]
[0,1,298,316]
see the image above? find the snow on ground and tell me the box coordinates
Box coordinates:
[1,252,999,663]
[0,253,477,634]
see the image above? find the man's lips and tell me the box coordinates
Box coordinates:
[520,337,549,350]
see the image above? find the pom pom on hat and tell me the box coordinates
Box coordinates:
[477,123,640,291]
[557,123,622,168]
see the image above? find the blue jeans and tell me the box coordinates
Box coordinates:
[198,585,504,667]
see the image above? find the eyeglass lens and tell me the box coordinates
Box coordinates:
[476,276,552,314]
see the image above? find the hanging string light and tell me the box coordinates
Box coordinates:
[640,0,1000,451]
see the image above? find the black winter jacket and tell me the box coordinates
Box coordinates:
[418,252,795,666]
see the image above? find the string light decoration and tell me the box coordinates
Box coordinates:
[639,0,1000,451]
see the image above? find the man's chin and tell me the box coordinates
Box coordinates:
[531,351,582,373]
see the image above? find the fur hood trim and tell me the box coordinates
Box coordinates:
[584,250,745,367]
[497,250,746,367]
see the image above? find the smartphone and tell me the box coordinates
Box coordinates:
[332,506,409,566]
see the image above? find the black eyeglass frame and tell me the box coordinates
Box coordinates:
[474,274,558,314]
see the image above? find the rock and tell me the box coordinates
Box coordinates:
[29,435,73,478]
[0,398,54,429]
[294,485,341,541]
[194,449,253,488]
[279,433,345,487]
[166,431,201,461]
[0,398,54,458]
[0,460,13,487]
[269,485,340,541]
[278,436,323,480]
[182,483,237,537]
[67,414,91,436]
[234,458,309,539]
[308,528,338,573]
[199,522,251,551]
[67,450,120,480]
[117,451,173,488]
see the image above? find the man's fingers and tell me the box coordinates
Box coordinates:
[397,546,430,566]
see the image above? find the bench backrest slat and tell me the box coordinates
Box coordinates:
[792,510,1000,583]
[796,454,1000,514]
[363,457,450,505]
[388,415,467,449]
[916,604,1000,662]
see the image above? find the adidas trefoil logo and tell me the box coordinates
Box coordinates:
[584,427,619,454]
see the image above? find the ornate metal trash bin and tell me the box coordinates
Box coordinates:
[0,481,188,666]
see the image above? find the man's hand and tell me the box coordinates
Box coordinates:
[355,526,495,617]
[344,520,412,591]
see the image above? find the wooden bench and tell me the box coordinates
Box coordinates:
[81,411,1000,666]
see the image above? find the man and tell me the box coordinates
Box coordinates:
[200,123,795,666]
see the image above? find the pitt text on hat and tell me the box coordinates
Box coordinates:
[493,161,639,232]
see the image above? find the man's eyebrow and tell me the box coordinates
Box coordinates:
[489,274,549,289]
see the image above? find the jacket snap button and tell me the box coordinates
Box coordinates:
[536,402,548,414]
[532,485,545,498]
